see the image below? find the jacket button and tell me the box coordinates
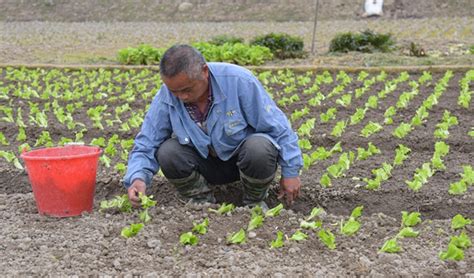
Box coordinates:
[184,138,189,142]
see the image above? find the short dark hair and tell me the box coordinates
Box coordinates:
[160,44,207,79]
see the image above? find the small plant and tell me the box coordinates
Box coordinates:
[329,29,395,53]
[250,32,306,59]
[208,35,244,46]
[406,42,427,57]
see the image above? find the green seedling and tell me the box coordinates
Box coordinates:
[209,202,235,215]
[227,228,246,245]
[290,230,308,242]
[451,214,472,230]
[318,229,336,250]
[380,238,402,253]
[265,203,284,217]
[121,223,144,238]
[179,232,199,246]
[270,231,285,248]
[192,218,209,235]
[401,211,421,227]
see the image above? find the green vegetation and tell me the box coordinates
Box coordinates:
[329,30,395,53]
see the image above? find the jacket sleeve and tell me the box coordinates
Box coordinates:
[123,89,172,188]
[238,75,303,178]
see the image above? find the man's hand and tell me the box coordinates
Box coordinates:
[277,176,301,206]
[128,179,146,208]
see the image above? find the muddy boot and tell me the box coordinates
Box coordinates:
[168,171,216,204]
[240,171,274,212]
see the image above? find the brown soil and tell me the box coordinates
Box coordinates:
[0,67,473,275]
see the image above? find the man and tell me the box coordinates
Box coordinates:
[124,44,302,209]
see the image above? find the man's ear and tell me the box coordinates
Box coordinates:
[202,64,209,79]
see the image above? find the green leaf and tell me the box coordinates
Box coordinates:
[320,173,332,188]
[350,206,364,219]
[209,202,235,215]
[306,207,325,221]
[139,209,151,223]
[192,218,209,235]
[265,203,284,217]
[300,220,322,230]
[139,193,157,209]
[100,194,132,213]
[270,231,285,248]
[439,242,464,261]
[397,227,420,238]
[290,230,308,242]
[380,238,402,253]
[461,165,474,185]
[247,214,264,231]
[451,214,472,230]
[401,211,422,227]
[393,144,411,166]
[448,180,467,195]
[227,228,246,244]
[449,231,472,249]
[341,218,361,236]
[121,223,144,238]
[318,229,336,249]
[179,232,199,246]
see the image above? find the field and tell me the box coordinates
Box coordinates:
[0,66,473,275]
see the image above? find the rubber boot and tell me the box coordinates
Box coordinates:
[168,171,216,204]
[240,170,274,212]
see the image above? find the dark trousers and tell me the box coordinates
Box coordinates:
[156,136,279,185]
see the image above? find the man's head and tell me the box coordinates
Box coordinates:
[160,45,209,103]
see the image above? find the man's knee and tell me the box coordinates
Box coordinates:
[238,136,278,179]
[157,138,196,179]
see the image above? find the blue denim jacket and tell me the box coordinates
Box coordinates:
[123,62,303,188]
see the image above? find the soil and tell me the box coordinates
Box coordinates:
[0,67,473,275]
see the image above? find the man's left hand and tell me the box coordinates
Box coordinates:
[277,176,301,206]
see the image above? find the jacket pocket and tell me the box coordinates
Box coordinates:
[224,117,247,137]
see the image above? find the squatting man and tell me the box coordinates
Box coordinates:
[124,44,303,210]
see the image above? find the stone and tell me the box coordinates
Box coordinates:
[178,2,193,12]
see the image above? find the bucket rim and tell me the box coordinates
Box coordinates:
[20,145,103,161]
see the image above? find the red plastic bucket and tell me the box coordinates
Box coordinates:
[21,145,102,217]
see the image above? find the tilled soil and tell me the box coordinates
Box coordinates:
[1,192,473,276]
[0,68,473,275]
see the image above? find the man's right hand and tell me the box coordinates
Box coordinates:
[128,179,146,208]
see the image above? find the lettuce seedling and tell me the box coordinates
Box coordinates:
[318,229,336,250]
[331,120,347,138]
[380,238,401,253]
[247,214,264,231]
[290,230,308,242]
[449,231,472,249]
[209,202,235,215]
[393,144,411,166]
[300,220,322,230]
[350,108,367,125]
[392,122,412,139]
[439,242,464,261]
[461,165,474,185]
[360,122,382,138]
[121,223,144,238]
[401,211,421,227]
[192,218,209,235]
[451,214,472,230]
[341,206,363,236]
[265,203,284,218]
[227,228,246,245]
[397,227,419,238]
[270,231,285,248]
[448,180,467,195]
[180,232,199,246]
[100,194,132,213]
[306,207,325,221]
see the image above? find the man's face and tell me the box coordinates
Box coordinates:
[162,65,209,104]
